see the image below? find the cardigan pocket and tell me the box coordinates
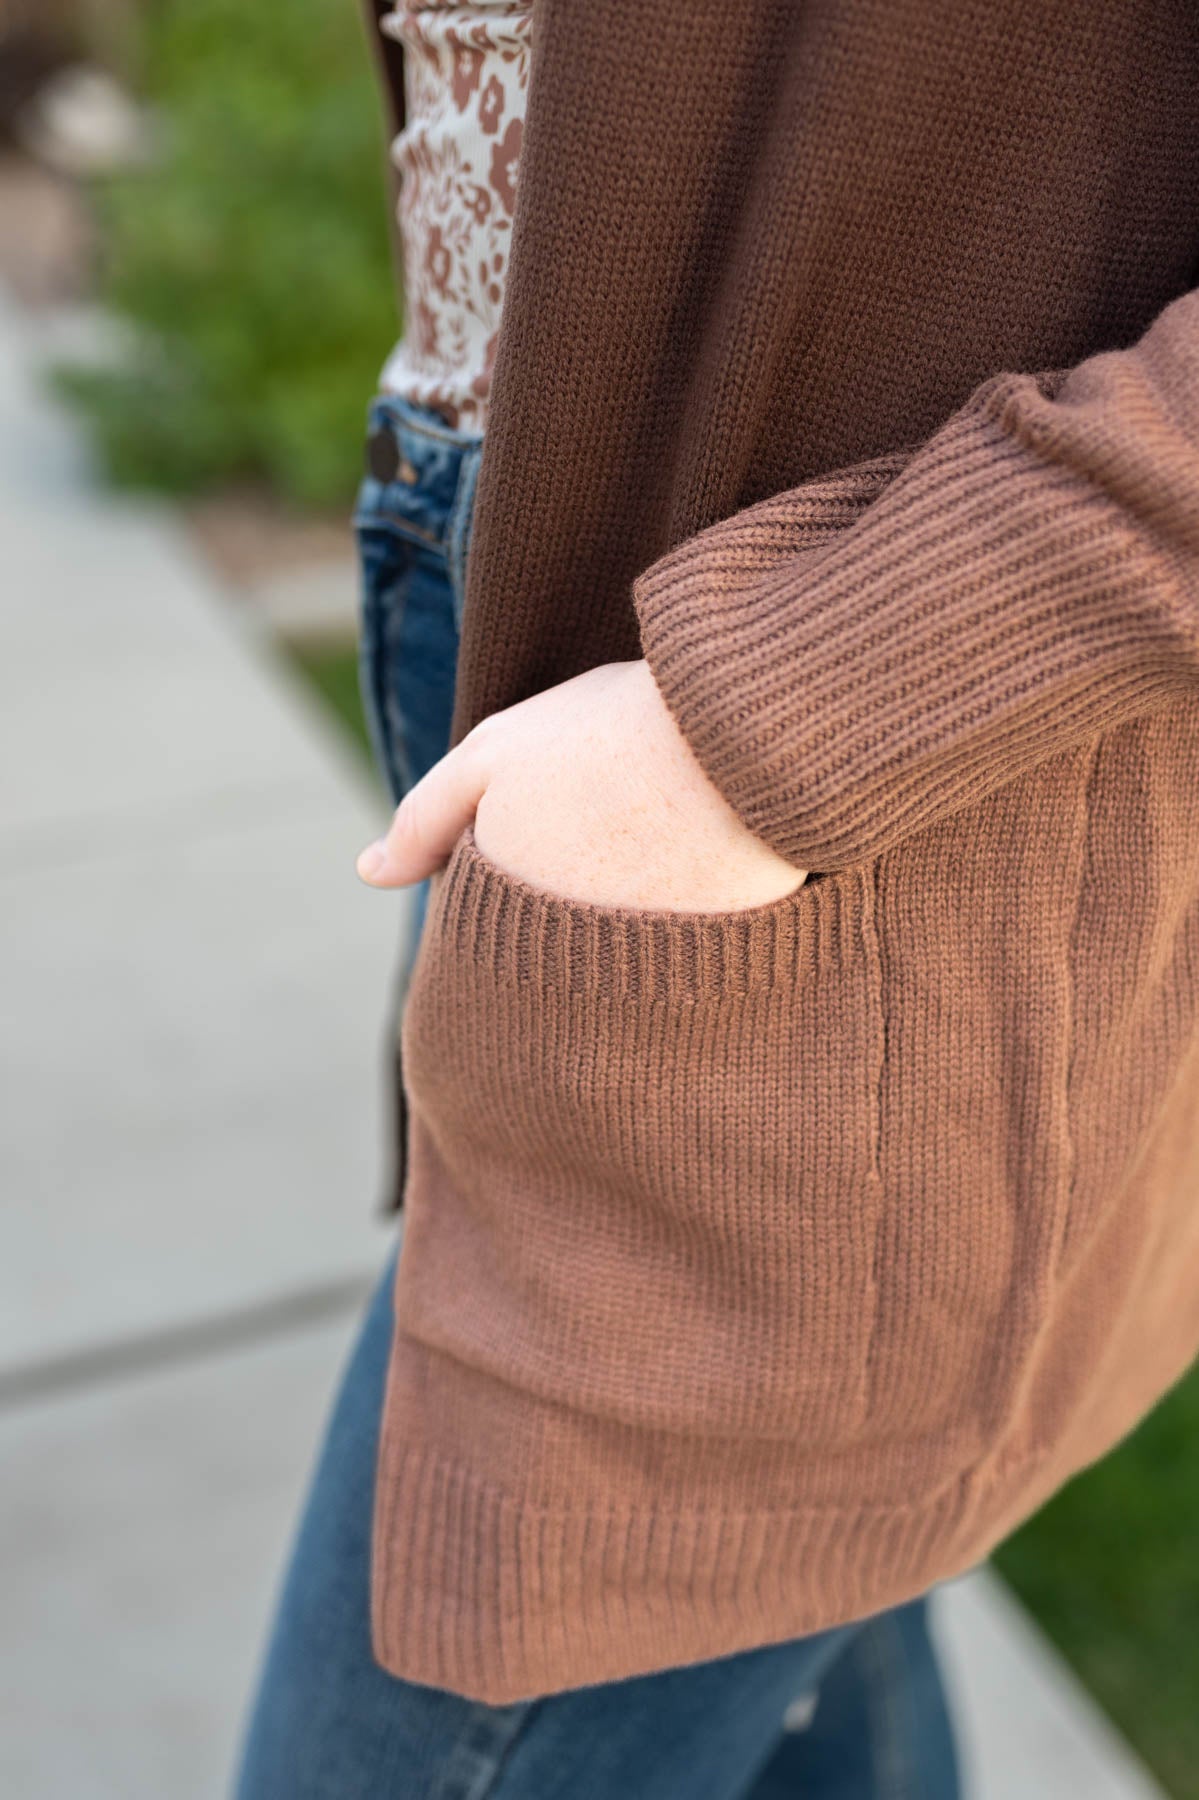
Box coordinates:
[394,825,890,1470]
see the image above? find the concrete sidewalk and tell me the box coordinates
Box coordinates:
[0,285,1170,1798]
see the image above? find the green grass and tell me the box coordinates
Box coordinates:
[59,0,399,508]
[995,1360,1199,1798]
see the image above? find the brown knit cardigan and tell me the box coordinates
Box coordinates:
[362,0,1199,1702]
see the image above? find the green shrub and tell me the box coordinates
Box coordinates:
[59,0,400,508]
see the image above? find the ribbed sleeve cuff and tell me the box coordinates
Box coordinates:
[633,375,1188,870]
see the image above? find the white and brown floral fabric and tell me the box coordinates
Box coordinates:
[379,1,532,431]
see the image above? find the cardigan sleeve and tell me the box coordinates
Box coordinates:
[632,286,1199,871]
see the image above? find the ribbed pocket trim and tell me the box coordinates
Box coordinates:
[433,826,875,1003]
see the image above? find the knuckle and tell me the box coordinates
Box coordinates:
[463,714,499,758]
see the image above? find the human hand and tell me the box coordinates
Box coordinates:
[355,659,807,912]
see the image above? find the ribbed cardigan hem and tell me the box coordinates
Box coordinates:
[370,1430,1021,1704]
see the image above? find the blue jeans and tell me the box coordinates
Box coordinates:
[233,394,962,1799]
[352,393,485,951]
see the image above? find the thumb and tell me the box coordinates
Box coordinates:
[356,734,490,888]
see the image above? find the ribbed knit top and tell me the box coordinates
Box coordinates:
[363,0,1199,1701]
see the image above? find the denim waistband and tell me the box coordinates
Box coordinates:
[353,393,485,601]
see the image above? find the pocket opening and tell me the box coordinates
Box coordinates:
[423,825,878,1005]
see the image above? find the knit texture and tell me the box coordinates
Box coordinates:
[366,0,1199,1699]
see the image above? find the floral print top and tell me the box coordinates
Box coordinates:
[378,1,533,432]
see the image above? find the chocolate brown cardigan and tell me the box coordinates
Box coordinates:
[362,0,1199,1701]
